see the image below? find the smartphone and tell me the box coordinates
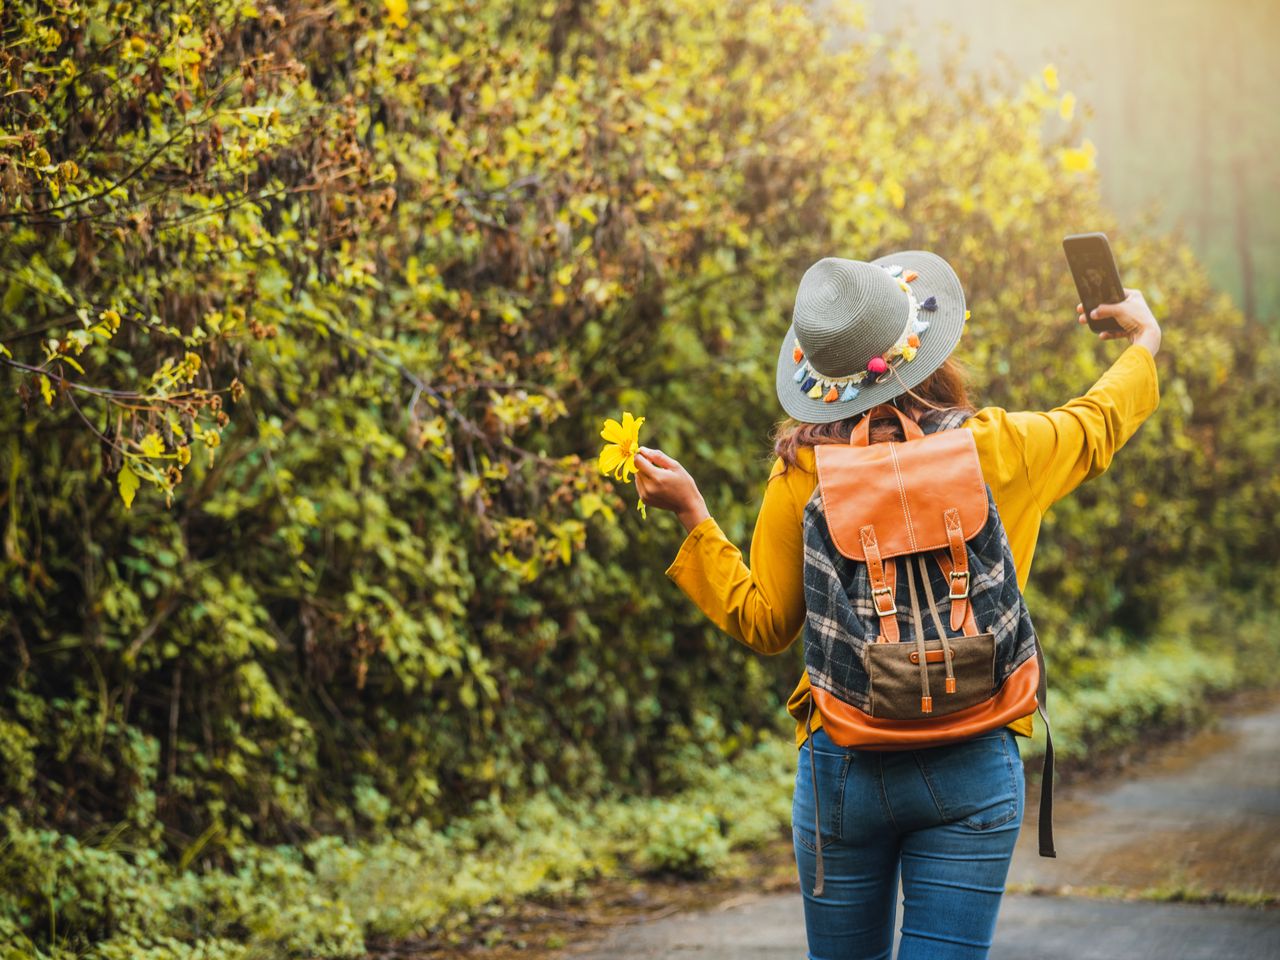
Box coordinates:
[1063,232,1125,334]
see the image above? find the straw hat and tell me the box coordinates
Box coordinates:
[774,252,967,423]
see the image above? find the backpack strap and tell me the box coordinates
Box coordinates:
[860,525,899,642]
[1035,636,1057,858]
[942,508,973,633]
[803,697,825,897]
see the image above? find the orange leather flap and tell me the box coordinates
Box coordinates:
[814,429,987,561]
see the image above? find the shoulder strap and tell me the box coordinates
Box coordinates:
[1035,636,1056,858]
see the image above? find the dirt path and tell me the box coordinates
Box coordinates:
[572,695,1280,959]
[1007,700,1280,896]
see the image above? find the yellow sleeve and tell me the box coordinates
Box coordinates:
[664,460,807,656]
[1007,344,1160,511]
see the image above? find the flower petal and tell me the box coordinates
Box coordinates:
[621,411,644,440]
[599,445,624,475]
[600,418,624,443]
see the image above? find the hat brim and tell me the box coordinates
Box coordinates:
[773,250,966,424]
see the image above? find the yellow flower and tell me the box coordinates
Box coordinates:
[1059,91,1076,122]
[385,0,409,29]
[1059,138,1097,173]
[139,432,165,457]
[598,411,644,482]
[1043,64,1059,92]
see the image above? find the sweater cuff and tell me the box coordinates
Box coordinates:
[1124,340,1157,373]
[664,515,721,582]
[1120,341,1161,413]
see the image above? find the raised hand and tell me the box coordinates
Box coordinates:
[1077,288,1162,356]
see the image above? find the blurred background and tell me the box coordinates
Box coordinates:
[858,0,1280,323]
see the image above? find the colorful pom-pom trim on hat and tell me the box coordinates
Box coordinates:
[788,263,941,403]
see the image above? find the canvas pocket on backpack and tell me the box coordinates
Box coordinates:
[865,632,996,720]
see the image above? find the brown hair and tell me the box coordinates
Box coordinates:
[772,359,975,468]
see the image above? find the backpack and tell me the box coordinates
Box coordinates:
[799,404,1055,894]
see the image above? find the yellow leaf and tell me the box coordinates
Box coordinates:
[139,433,165,457]
[1059,92,1076,121]
[39,374,54,406]
[118,463,140,509]
[1043,64,1059,91]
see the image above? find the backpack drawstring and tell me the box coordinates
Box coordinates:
[916,554,958,696]
[904,564,934,713]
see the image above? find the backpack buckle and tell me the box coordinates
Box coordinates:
[871,585,895,616]
[948,570,970,600]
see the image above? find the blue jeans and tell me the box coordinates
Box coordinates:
[792,726,1025,960]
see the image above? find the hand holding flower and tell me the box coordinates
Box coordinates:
[634,446,710,533]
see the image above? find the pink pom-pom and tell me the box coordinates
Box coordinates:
[866,357,889,375]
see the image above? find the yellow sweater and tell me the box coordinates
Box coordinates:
[665,344,1160,747]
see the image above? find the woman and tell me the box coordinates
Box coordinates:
[634,252,1161,960]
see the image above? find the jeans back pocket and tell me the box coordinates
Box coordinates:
[915,729,1023,831]
[792,740,852,851]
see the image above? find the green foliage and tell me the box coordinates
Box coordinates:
[0,737,797,959]
[1,0,1277,956]
[1021,600,1280,762]
[630,805,730,877]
